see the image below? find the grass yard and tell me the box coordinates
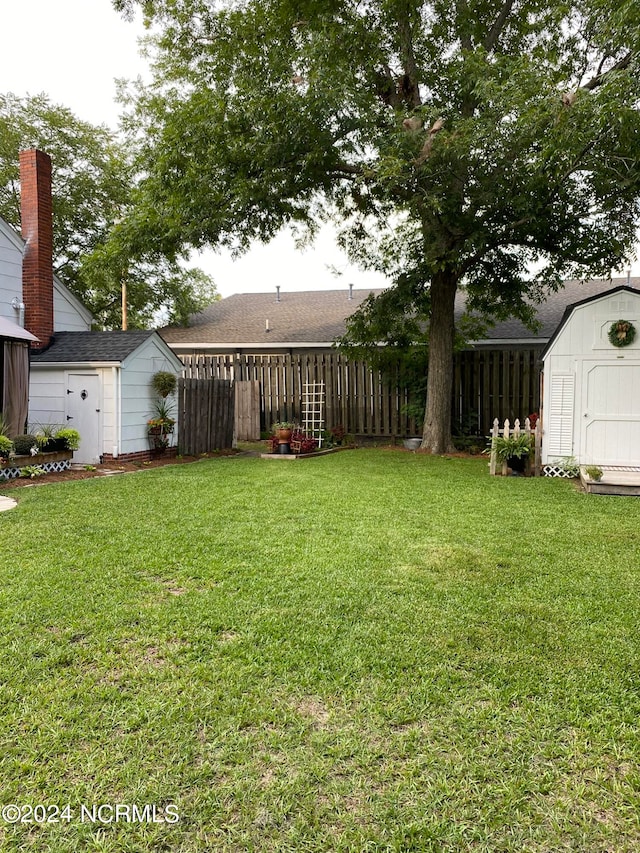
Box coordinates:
[1,449,640,851]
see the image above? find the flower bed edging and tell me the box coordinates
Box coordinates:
[0,451,73,480]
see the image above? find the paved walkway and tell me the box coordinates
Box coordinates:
[0,495,17,512]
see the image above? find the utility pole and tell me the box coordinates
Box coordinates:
[121,276,128,330]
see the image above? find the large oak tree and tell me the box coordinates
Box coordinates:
[115,0,640,450]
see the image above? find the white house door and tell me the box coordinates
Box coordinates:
[66,373,101,464]
[581,361,640,465]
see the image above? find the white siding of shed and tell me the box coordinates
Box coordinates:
[28,368,70,430]
[542,289,640,465]
[29,367,114,463]
[120,337,182,456]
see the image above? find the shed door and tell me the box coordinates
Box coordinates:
[66,373,101,464]
[581,361,640,465]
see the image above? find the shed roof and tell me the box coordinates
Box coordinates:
[159,278,637,349]
[30,330,157,364]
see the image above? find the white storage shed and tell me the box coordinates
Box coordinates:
[29,331,184,464]
[541,285,640,468]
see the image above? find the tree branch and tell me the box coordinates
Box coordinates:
[397,6,422,108]
[483,0,516,53]
[581,52,633,91]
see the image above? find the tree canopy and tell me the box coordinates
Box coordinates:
[114,0,640,449]
[0,93,218,329]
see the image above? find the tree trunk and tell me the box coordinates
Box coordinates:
[421,268,458,453]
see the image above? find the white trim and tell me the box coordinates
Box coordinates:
[31,361,124,368]
[466,338,548,347]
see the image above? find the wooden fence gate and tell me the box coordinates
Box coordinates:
[178,377,235,455]
[235,380,261,440]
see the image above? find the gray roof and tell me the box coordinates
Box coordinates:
[30,331,156,363]
[159,278,640,348]
[160,288,383,346]
[468,277,640,341]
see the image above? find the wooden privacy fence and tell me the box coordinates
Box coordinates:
[180,348,543,438]
[178,378,235,455]
[453,348,543,435]
[181,352,418,437]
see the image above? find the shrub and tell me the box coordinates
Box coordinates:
[20,465,45,479]
[291,430,318,453]
[55,428,81,451]
[12,434,39,456]
[552,456,581,478]
[0,435,13,458]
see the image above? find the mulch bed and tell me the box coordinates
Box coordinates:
[0,452,236,491]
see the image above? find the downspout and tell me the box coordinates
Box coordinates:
[11,297,26,327]
[112,365,121,458]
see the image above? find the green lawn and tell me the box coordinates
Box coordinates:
[1,450,640,852]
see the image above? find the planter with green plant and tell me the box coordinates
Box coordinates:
[0,435,13,460]
[151,371,177,398]
[488,432,533,475]
[148,399,176,452]
[271,421,294,453]
[0,428,77,481]
[54,428,81,451]
[584,465,604,482]
[31,423,65,452]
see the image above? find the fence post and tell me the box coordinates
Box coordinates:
[489,417,499,476]
[501,418,510,476]
[534,420,542,476]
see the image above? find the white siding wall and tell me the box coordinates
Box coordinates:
[29,367,113,463]
[542,291,640,464]
[29,338,181,461]
[53,281,92,331]
[0,227,23,322]
[120,338,181,455]
[28,368,68,430]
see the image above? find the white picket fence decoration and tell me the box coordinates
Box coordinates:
[489,417,542,477]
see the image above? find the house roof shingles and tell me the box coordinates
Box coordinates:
[159,278,640,349]
[160,289,383,346]
[30,331,155,363]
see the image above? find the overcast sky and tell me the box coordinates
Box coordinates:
[0,0,385,299]
[0,0,637,297]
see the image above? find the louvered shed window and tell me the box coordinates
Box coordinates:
[547,373,575,456]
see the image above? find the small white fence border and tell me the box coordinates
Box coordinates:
[488,417,542,477]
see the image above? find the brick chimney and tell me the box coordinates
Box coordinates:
[20,149,54,349]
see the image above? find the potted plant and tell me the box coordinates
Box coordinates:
[271,421,294,454]
[54,428,81,451]
[491,432,533,475]
[151,371,177,398]
[0,435,13,461]
[585,465,604,482]
[148,399,176,451]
